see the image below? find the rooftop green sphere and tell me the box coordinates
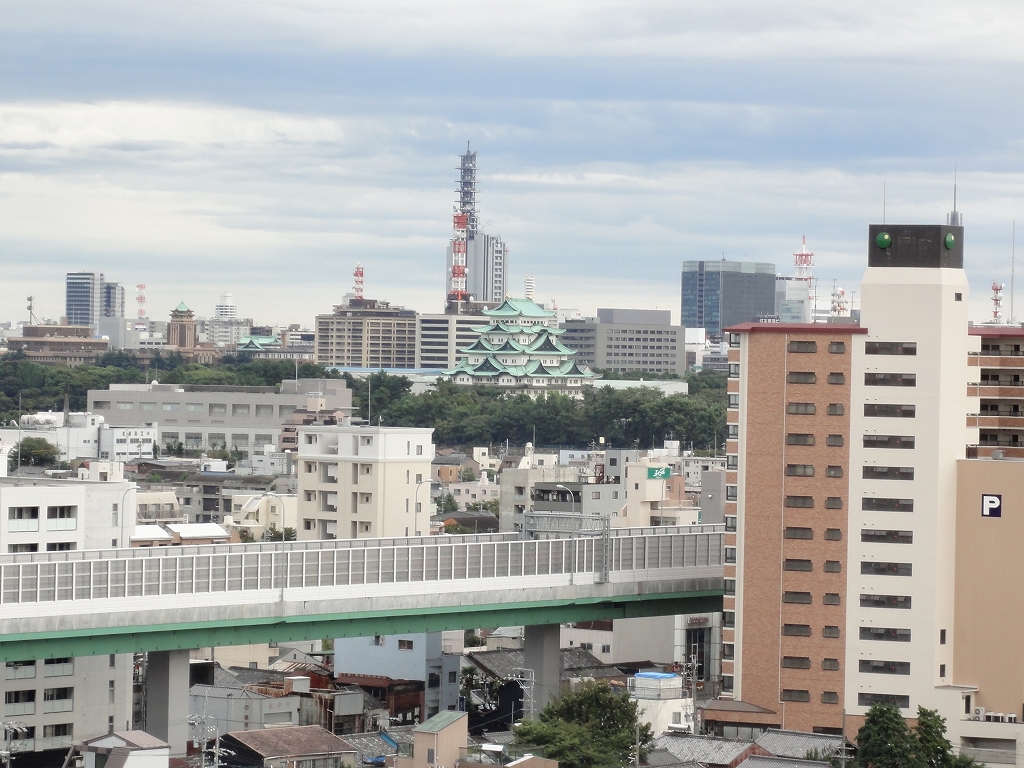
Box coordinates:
[875,232,892,249]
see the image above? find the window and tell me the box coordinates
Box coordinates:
[725,547,737,564]
[209,403,227,416]
[824,528,843,541]
[784,527,813,539]
[788,341,817,353]
[860,660,911,675]
[723,644,735,660]
[829,342,846,354]
[782,624,811,637]
[859,693,910,708]
[398,640,414,651]
[828,373,846,384]
[826,466,843,478]
[140,402,156,411]
[782,656,811,668]
[821,691,840,704]
[825,497,843,509]
[865,373,916,387]
[785,496,814,508]
[822,626,841,638]
[725,579,736,595]
[46,542,76,551]
[955,292,963,301]
[940,664,946,678]
[862,497,914,512]
[783,591,812,604]
[784,559,813,572]
[416,445,423,455]
[862,561,912,576]
[788,372,817,384]
[827,403,845,415]
[722,675,734,693]
[940,629,946,645]
[823,593,841,605]
[864,403,916,418]
[255,404,274,417]
[724,611,735,628]
[861,529,913,544]
[46,506,77,531]
[786,433,815,446]
[116,401,133,410]
[372,636,385,646]
[866,342,917,356]
[861,627,912,642]
[826,434,844,446]
[727,425,739,439]
[863,435,916,449]
[781,689,811,702]
[786,464,814,477]
[602,644,611,654]
[860,594,912,609]
[726,486,737,501]
[591,492,601,500]
[108,680,115,704]
[43,687,73,713]
[728,394,739,408]
[109,655,116,668]
[8,506,39,532]
[862,466,914,481]
[232,404,250,416]
[824,560,841,573]
[824,659,842,672]
[162,403,180,411]
[43,724,72,738]
[787,403,816,415]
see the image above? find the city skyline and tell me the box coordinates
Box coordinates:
[3,2,1024,326]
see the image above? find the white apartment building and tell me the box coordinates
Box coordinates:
[416,314,484,370]
[0,475,136,754]
[296,425,435,540]
[845,225,974,728]
[0,413,157,464]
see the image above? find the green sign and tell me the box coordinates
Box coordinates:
[647,466,671,480]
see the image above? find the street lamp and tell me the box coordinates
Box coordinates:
[415,479,432,538]
[555,484,578,584]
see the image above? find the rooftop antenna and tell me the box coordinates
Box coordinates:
[1012,220,1017,324]
[26,296,36,325]
[947,164,963,226]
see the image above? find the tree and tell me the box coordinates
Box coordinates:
[461,467,477,482]
[437,493,459,514]
[514,681,653,768]
[466,498,500,515]
[855,703,924,768]
[10,437,59,471]
[914,707,982,768]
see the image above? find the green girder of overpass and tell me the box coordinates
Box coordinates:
[0,590,723,662]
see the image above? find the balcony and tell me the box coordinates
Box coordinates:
[967,445,1024,459]
[36,736,73,751]
[967,413,1024,429]
[969,381,1024,399]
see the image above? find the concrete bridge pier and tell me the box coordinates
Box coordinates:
[523,624,562,715]
[145,649,191,756]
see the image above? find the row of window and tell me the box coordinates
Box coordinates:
[785,340,917,356]
[782,591,842,605]
[785,403,845,416]
[784,527,844,540]
[784,496,844,509]
[785,464,844,477]
[783,559,843,572]
[787,372,847,385]
[782,690,842,705]
[783,624,842,637]
[782,657,842,670]
[96,402,296,416]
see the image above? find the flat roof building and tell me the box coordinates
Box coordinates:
[682,261,776,340]
[560,308,684,376]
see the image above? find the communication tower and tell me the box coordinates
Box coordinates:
[447,142,477,304]
[992,282,1005,323]
[830,280,848,317]
[793,235,814,281]
[136,284,147,319]
[353,263,364,300]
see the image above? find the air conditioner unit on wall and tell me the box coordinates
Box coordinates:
[975,707,985,720]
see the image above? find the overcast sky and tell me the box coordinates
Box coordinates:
[3,1,1024,326]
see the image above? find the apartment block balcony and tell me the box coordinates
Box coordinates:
[967,413,1024,429]
[967,444,1024,459]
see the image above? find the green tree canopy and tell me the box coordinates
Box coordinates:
[514,681,653,768]
[10,437,60,470]
[855,703,925,768]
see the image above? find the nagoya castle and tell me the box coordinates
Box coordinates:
[443,298,599,398]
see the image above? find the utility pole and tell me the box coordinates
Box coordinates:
[0,721,28,768]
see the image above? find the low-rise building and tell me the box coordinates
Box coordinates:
[5,324,109,366]
[559,308,684,376]
[220,726,358,768]
[628,672,694,736]
[75,731,170,768]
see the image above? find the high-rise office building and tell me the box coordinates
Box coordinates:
[559,308,684,375]
[65,272,103,326]
[102,282,125,318]
[314,298,417,369]
[681,261,776,339]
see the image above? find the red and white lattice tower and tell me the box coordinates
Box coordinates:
[992,282,1005,323]
[136,284,146,319]
[353,263,364,299]
[794,235,814,282]
[447,143,477,304]
[830,284,848,316]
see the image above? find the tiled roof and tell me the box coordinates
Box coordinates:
[223,726,355,759]
[754,729,846,760]
[341,726,416,764]
[738,756,830,768]
[416,710,468,733]
[654,733,759,766]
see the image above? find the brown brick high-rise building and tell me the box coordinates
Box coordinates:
[712,322,864,736]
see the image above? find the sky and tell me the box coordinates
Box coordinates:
[3,1,1024,327]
